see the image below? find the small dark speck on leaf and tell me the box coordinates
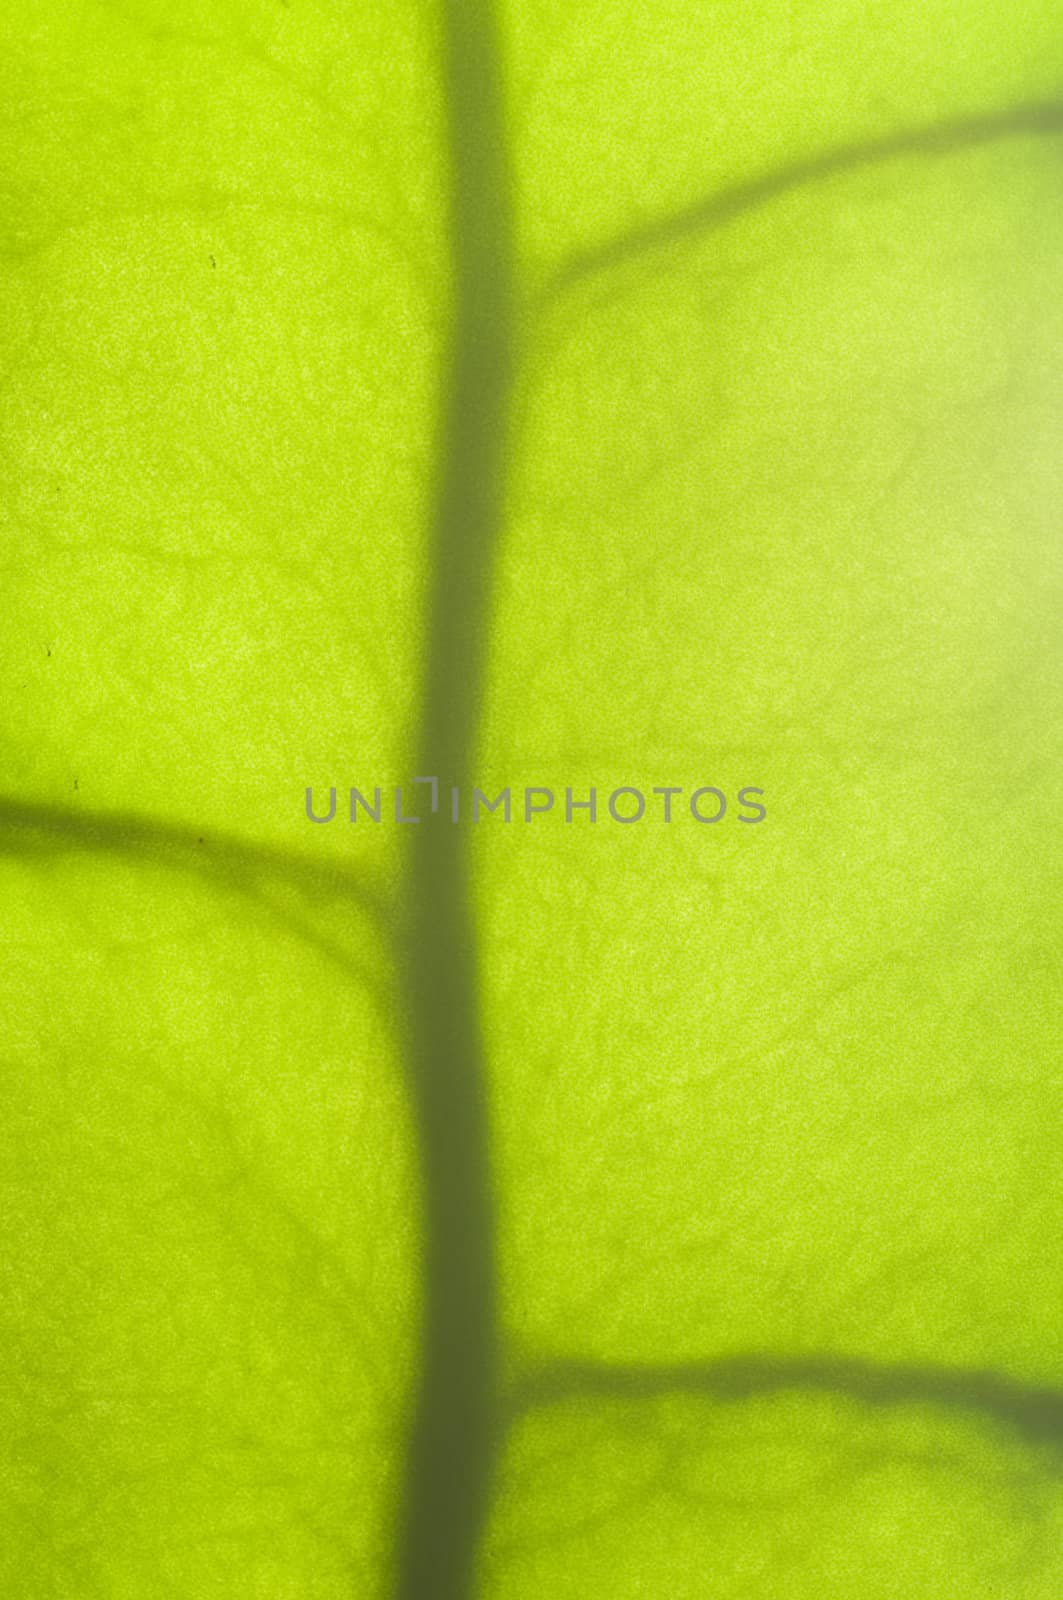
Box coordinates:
[73,778,78,791]
[209,255,216,268]
[197,837,204,845]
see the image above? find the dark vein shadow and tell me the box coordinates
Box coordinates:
[394,72,1063,1600]
[394,5,515,1600]
[0,795,390,1001]
[0,794,385,911]
[508,1354,1063,1455]
[544,99,1063,301]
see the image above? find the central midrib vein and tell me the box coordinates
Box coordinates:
[395,4,515,1597]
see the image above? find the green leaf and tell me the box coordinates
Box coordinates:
[2,3,1061,1598]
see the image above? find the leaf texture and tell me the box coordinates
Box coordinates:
[1,2,1062,1597]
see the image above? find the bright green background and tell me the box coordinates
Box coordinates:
[1,2,1061,1595]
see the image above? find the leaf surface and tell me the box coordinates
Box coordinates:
[1,2,1061,1596]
